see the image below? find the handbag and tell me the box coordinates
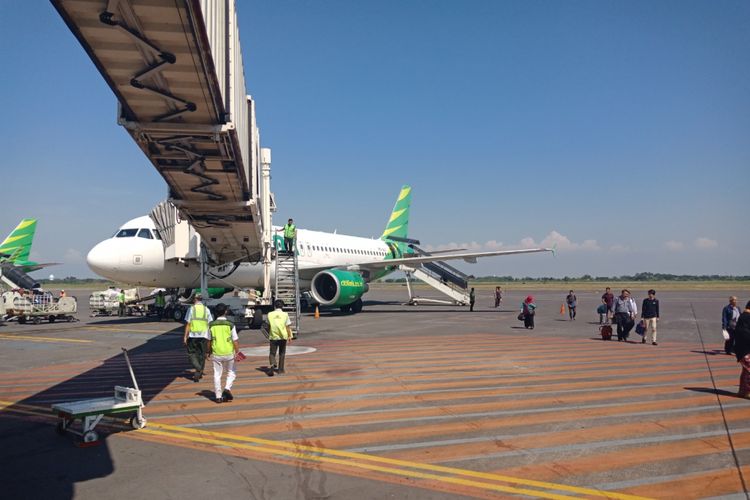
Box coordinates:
[635,320,645,336]
[517,312,525,321]
[722,329,731,341]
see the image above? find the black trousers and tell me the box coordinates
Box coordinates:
[524,313,535,329]
[269,339,287,371]
[725,328,735,354]
[284,237,294,252]
[186,338,208,375]
[615,313,634,340]
[470,301,475,312]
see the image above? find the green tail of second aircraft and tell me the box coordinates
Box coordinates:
[0,218,37,264]
[381,185,412,240]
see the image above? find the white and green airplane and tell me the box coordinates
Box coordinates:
[87,186,552,312]
[0,218,58,273]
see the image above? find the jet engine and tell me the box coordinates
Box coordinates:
[310,269,368,307]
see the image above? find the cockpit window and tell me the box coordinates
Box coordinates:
[137,228,153,239]
[115,229,138,238]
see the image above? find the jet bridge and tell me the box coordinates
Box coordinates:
[51,0,268,265]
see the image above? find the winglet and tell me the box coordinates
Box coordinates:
[550,243,557,257]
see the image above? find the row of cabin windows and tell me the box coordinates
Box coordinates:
[298,243,387,257]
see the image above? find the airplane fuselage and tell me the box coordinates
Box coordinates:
[87,216,400,289]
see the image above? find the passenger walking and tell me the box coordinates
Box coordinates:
[267,299,292,375]
[282,218,296,253]
[597,303,608,325]
[117,289,126,317]
[208,304,240,403]
[494,287,503,308]
[566,290,577,320]
[641,289,660,345]
[612,289,637,341]
[521,295,536,329]
[602,287,615,323]
[732,300,750,398]
[723,296,741,355]
[183,294,214,382]
[469,288,476,312]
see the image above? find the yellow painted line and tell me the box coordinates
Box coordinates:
[0,400,650,499]
[140,427,582,499]
[0,334,91,344]
[82,325,176,334]
[147,423,649,499]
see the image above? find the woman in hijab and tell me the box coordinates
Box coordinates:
[521,295,536,330]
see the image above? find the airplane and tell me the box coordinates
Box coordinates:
[86,186,553,313]
[0,218,58,273]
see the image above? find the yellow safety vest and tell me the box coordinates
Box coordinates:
[155,295,165,307]
[209,320,235,356]
[283,224,296,239]
[189,303,208,332]
[267,309,290,340]
[118,292,125,303]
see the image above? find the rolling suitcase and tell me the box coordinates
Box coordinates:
[600,324,613,341]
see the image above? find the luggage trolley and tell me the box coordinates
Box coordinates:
[52,348,146,443]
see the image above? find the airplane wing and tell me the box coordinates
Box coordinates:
[298,247,552,279]
[19,262,61,272]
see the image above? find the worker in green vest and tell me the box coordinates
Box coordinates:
[183,294,214,382]
[267,299,292,375]
[118,289,126,317]
[281,218,296,253]
[207,303,239,403]
[154,290,166,320]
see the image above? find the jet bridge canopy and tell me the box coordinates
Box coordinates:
[51,0,266,264]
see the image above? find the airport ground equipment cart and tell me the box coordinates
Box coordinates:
[5,292,77,324]
[52,348,146,443]
[89,288,143,317]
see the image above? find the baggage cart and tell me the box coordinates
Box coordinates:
[52,348,146,444]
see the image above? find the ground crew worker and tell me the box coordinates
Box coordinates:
[207,303,239,403]
[118,289,126,317]
[183,294,214,382]
[154,290,166,320]
[267,299,292,375]
[282,218,296,253]
[59,290,66,298]
[469,288,476,312]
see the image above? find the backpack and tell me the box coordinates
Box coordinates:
[600,324,613,340]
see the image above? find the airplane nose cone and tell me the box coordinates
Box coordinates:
[87,240,116,277]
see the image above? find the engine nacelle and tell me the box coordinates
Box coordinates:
[310,269,368,307]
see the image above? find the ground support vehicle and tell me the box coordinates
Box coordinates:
[3,291,77,324]
[89,288,143,317]
[52,348,145,444]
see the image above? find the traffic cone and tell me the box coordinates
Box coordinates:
[314,305,320,319]
[560,304,565,315]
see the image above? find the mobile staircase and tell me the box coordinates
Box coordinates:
[274,250,301,338]
[0,263,39,290]
[402,246,473,306]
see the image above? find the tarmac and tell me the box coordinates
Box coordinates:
[1,286,750,499]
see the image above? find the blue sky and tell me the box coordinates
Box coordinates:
[1,1,748,279]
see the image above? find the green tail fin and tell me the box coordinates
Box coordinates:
[381,185,412,240]
[0,218,37,263]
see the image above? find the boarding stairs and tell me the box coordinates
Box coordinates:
[401,246,472,306]
[274,250,301,338]
[52,0,269,265]
[0,264,39,291]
